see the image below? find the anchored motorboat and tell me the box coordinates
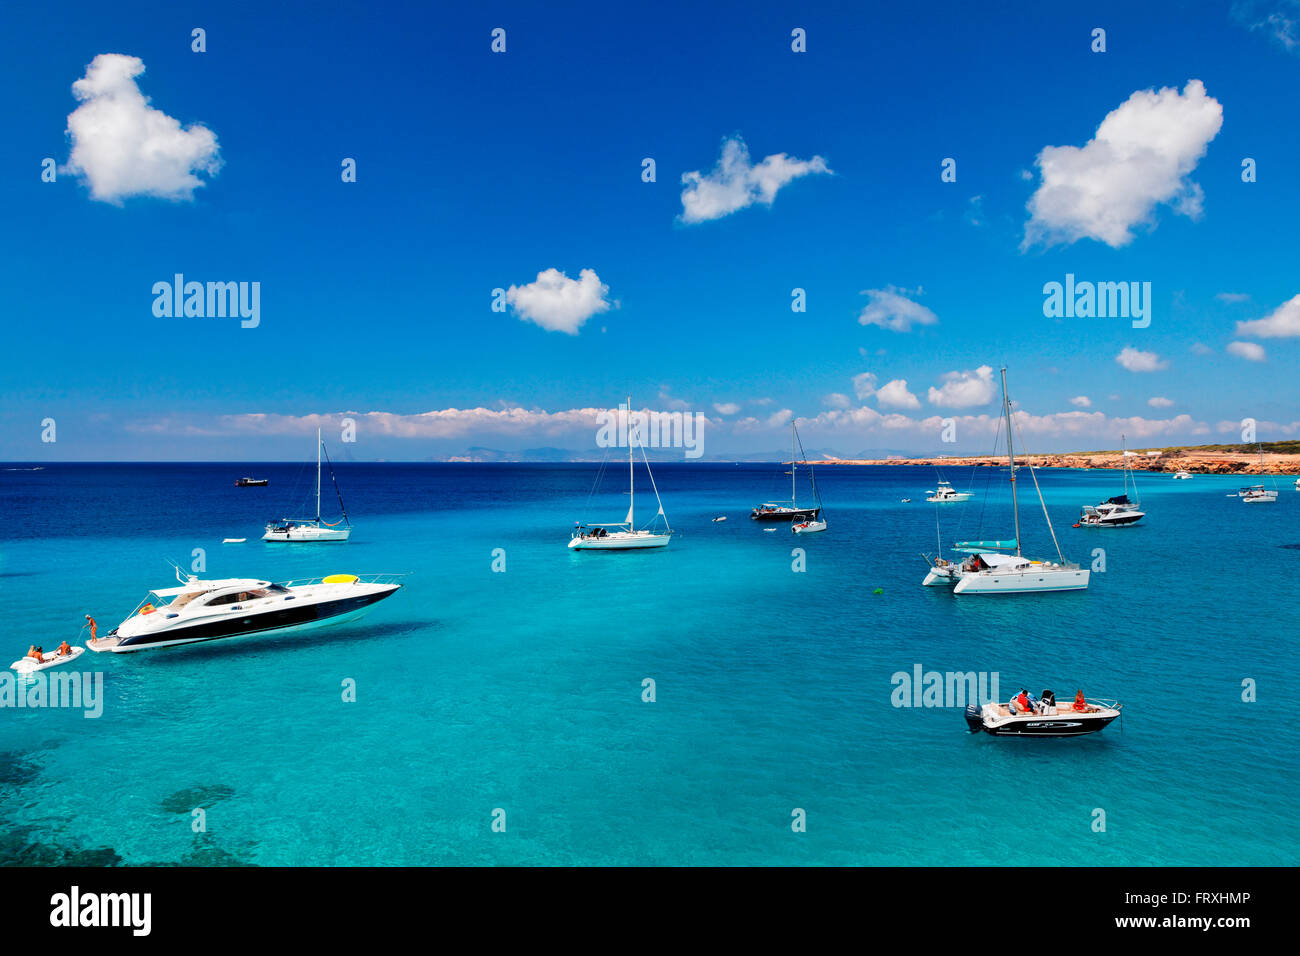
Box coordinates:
[87,569,403,653]
[925,480,971,503]
[922,368,1088,595]
[235,477,268,487]
[791,517,827,534]
[1077,436,1145,526]
[965,689,1121,737]
[1172,470,1192,480]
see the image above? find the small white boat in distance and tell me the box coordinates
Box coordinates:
[1172,470,1192,480]
[791,517,827,534]
[570,397,673,551]
[925,480,971,503]
[1239,445,1279,503]
[1295,477,1300,490]
[264,428,352,542]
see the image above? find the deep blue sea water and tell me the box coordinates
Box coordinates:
[1,461,1296,866]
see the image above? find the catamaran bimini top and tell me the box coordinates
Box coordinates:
[974,552,1032,570]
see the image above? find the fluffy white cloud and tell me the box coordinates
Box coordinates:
[1148,396,1175,408]
[504,268,611,334]
[1190,342,1213,355]
[856,287,938,332]
[713,402,741,415]
[679,136,830,223]
[822,393,851,410]
[766,408,794,428]
[64,54,221,203]
[1235,1,1300,52]
[1227,340,1267,361]
[852,372,879,399]
[1069,395,1092,407]
[876,379,921,410]
[1022,80,1222,249]
[1234,294,1300,338]
[927,365,995,407]
[1116,347,1169,372]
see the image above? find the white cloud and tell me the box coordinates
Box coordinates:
[1116,347,1169,372]
[1227,340,1267,362]
[1148,396,1175,408]
[1069,395,1092,408]
[857,287,939,332]
[713,402,741,415]
[1234,294,1300,338]
[852,372,879,400]
[822,393,851,410]
[679,136,830,223]
[1216,292,1251,303]
[1235,2,1300,52]
[927,365,995,407]
[1190,342,1213,355]
[876,379,921,410]
[1022,79,1223,249]
[63,54,221,204]
[766,408,794,428]
[504,268,611,334]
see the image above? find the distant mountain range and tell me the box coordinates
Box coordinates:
[435,445,923,463]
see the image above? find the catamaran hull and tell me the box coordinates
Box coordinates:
[953,568,1089,594]
[95,585,399,652]
[922,566,961,587]
[568,533,671,551]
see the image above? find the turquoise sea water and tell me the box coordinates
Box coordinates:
[1,462,1296,866]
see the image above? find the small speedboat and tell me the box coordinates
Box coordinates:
[235,477,268,487]
[712,516,727,522]
[11,646,86,673]
[1172,470,1192,480]
[965,689,1121,737]
[87,571,403,653]
[791,517,827,534]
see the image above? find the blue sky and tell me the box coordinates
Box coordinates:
[2,0,1299,460]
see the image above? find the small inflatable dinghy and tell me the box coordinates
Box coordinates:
[11,646,86,673]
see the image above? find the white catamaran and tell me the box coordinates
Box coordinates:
[569,398,673,550]
[263,428,352,543]
[922,368,1089,595]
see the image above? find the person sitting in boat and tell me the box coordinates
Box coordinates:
[1072,690,1089,713]
[1013,689,1033,714]
[55,641,72,657]
[26,645,43,662]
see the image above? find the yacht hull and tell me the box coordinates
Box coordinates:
[568,532,671,551]
[953,567,1089,594]
[96,584,399,652]
[751,507,820,522]
[263,527,351,542]
[965,706,1119,737]
[1080,510,1144,526]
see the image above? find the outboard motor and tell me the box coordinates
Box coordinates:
[964,703,983,733]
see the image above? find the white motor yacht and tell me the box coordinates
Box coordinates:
[925,480,971,503]
[1172,470,1192,480]
[87,571,403,653]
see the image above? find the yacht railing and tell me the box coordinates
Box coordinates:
[278,572,411,588]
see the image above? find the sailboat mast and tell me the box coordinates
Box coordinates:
[791,424,797,506]
[627,396,634,527]
[315,426,322,522]
[1001,368,1022,557]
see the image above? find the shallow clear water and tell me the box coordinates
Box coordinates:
[1,462,1296,865]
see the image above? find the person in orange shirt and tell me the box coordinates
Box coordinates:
[1072,690,1088,712]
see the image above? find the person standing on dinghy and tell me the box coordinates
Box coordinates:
[85,614,97,644]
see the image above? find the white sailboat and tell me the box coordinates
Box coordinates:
[1238,445,1278,503]
[922,368,1089,595]
[570,398,673,551]
[1076,435,1145,526]
[790,425,827,533]
[263,428,352,543]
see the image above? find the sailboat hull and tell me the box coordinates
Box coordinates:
[568,531,671,550]
[264,526,351,543]
[751,507,820,522]
[953,566,1089,594]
